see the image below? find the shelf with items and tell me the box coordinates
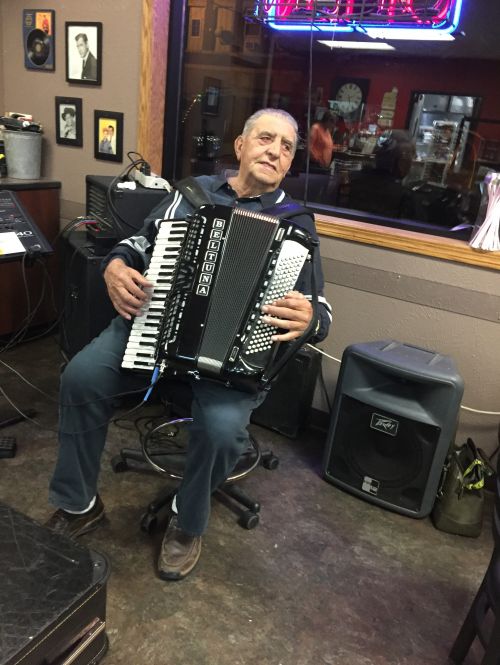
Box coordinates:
[476,158,500,166]
[414,120,459,167]
[342,103,385,157]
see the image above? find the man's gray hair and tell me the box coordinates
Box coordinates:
[242,108,299,152]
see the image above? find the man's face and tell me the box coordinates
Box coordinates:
[64,114,75,128]
[233,114,296,193]
[76,38,89,58]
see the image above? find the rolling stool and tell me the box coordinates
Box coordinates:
[449,464,500,664]
[111,386,279,534]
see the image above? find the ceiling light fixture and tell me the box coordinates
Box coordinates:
[317,40,395,51]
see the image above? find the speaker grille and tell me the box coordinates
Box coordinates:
[87,181,108,222]
[327,396,441,499]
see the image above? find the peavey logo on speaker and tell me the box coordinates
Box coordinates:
[370,412,399,436]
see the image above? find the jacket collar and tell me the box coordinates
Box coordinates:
[210,172,287,208]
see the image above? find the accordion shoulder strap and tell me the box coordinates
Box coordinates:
[174,176,214,208]
[174,181,311,224]
[261,200,313,224]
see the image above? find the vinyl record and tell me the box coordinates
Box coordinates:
[26,28,50,67]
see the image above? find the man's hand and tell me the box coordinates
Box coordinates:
[261,290,314,342]
[103,258,153,320]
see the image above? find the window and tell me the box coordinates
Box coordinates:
[165,0,500,240]
[191,18,201,37]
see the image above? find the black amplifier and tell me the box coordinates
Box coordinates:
[86,174,168,239]
[251,345,322,438]
[59,230,116,359]
[0,189,52,261]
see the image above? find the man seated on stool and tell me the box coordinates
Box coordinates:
[45,108,332,580]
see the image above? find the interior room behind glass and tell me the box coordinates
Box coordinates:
[173,0,500,239]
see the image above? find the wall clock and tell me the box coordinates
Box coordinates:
[330,78,370,118]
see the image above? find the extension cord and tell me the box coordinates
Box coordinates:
[132,168,171,191]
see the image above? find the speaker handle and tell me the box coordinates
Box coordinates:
[379,340,444,362]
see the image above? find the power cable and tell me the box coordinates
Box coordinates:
[305,343,500,417]
[0,255,51,354]
[105,152,158,238]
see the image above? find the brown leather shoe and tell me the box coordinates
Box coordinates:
[44,495,105,538]
[158,514,202,581]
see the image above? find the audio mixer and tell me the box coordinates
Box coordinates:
[0,189,52,261]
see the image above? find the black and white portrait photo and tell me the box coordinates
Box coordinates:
[65,22,102,85]
[55,96,83,146]
[61,106,76,139]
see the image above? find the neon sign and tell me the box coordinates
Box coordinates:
[255,0,463,38]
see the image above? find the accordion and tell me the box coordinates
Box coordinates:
[122,204,315,392]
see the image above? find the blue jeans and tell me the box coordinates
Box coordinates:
[49,316,266,535]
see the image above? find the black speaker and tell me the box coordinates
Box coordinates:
[251,346,322,438]
[59,231,116,359]
[322,340,464,518]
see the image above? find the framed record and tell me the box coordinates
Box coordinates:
[23,9,55,71]
[65,22,102,86]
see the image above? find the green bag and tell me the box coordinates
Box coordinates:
[431,438,495,538]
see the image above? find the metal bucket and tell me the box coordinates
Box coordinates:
[3,130,42,179]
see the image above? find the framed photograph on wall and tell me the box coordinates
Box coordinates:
[55,96,83,146]
[94,110,123,162]
[65,22,102,85]
[201,77,221,116]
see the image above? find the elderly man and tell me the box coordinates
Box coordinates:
[45,108,332,580]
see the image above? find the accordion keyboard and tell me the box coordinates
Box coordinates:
[121,219,188,372]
